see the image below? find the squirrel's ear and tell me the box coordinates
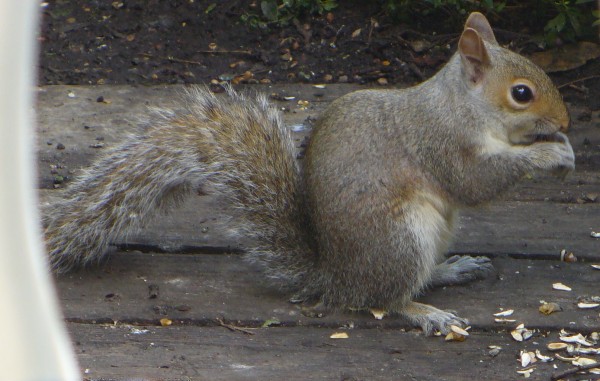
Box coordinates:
[464,12,498,45]
[458,27,491,85]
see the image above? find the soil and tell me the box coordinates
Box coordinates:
[39,1,599,109]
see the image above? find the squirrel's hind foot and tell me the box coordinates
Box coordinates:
[398,301,468,336]
[429,255,494,288]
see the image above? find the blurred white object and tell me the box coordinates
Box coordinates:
[0,1,79,380]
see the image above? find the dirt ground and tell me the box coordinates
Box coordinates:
[39,1,599,110]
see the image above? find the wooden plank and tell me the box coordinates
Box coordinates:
[36,84,600,192]
[67,322,597,381]
[41,188,600,259]
[37,84,600,260]
[453,201,600,259]
[56,252,600,333]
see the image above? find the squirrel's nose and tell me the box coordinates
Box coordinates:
[558,113,570,133]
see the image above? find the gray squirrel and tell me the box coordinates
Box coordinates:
[44,12,574,334]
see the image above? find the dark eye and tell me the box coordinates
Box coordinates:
[511,84,534,103]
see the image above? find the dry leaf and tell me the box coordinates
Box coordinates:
[529,42,600,72]
[160,318,172,326]
[351,28,362,38]
[330,332,349,339]
[539,302,562,315]
[445,331,466,342]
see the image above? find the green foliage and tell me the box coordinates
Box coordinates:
[541,0,597,44]
[242,0,337,28]
[380,0,598,45]
[380,0,505,27]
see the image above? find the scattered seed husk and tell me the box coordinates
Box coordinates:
[572,357,597,366]
[450,325,469,336]
[547,342,568,351]
[488,345,502,357]
[511,330,524,342]
[591,264,600,270]
[330,332,349,339]
[555,353,579,362]
[516,367,535,378]
[576,347,600,355]
[591,231,600,238]
[577,302,600,309]
[539,302,562,315]
[553,282,572,291]
[369,308,386,320]
[495,318,517,323]
[522,330,533,341]
[520,350,537,367]
[560,250,577,262]
[560,333,593,346]
[591,332,599,341]
[493,309,514,317]
[535,349,553,362]
[511,324,534,342]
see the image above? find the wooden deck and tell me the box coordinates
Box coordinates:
[37,85,600,381]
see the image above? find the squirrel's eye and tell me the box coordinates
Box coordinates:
[511,84,533,103]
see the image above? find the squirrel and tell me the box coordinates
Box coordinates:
[44,12,574,335]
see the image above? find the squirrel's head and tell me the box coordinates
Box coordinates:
[457,12,569,145]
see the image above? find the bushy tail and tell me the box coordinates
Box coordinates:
[44,86,315,289]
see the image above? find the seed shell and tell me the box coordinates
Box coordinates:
[552,282,572,291]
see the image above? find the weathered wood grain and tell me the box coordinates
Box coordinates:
[37,85,600,260]
[57,252,600,332]
[68,320,597,381]
[39,84,600,380]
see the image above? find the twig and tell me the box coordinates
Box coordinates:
[216,317,255,335]
[196,49,253,55]
[551,363,600,381]
[558,75,600,89]
[139,53,204,65]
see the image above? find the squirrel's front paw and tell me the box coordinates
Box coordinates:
[529,132,575,176]
[400,301,468,336]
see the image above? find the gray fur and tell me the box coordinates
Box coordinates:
[44,14,574,335]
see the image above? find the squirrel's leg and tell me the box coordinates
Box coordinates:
[383,192,470,334]
[44,121,209,273]
[429,255,494,288]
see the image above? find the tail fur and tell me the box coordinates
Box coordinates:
[44,86,315,290]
